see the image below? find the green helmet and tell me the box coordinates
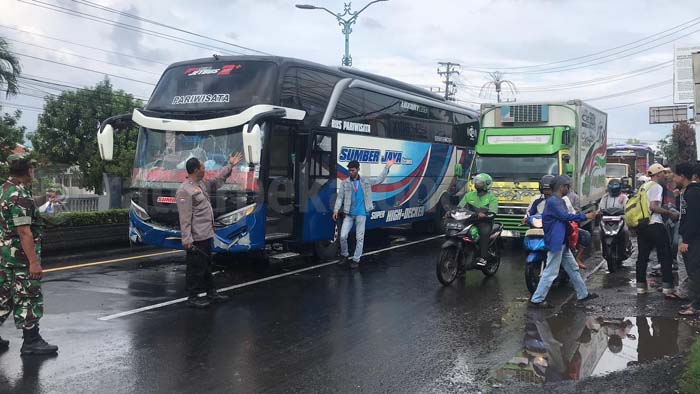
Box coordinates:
[473,173,493,191]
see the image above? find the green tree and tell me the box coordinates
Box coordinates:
[0,107,26,180]
[672,121,697,164]
[0,37,21,97]
[30,79,142,192]
[626,138,642,144]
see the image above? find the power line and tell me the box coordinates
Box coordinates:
[18,75,151,101]
[0,102,45,112]
[462,24,700,75]
[6,37,161,76]
[12,52,157,86]
[18,0,251,56]
[602,94,673,110]
[465,15,700,71]
[71,0,273,56]
[0,24,171,66]
[456,61,671,92]
[583,79,672,101]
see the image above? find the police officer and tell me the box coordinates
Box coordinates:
[176,152,242,308]
[0,154,58,355]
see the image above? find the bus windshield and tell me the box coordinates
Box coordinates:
[475,154,559,181]
[131,127,252,190]
[146,61,277,112]
[606,164,627,177]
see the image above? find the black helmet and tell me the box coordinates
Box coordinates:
[607,179,622,197]
[539,174,556,193]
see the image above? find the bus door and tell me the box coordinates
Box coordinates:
[265,124,297,240]
[298,130,337,242]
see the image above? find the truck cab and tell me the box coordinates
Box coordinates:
[472,102,607,237]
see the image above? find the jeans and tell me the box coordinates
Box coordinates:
[340,215,367,262]
[531,248,589,303]
[185,239,215,297]
[477,222,492,260]
[577,228,591,249]
[636,223,674,289]
[682,239,700,309]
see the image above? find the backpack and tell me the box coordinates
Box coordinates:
[624,181,653,228]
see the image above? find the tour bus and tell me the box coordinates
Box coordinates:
[97,56,479,259]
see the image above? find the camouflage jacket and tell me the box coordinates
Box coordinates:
[0,177,42,267]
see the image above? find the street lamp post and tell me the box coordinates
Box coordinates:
[296,1,388,67]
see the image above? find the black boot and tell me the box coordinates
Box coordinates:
[0,336,8,350]
[207,290,229,304]
[187,295,211,309]
[21,326,58,355]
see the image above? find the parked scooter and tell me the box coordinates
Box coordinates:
[524,214,569,293]
[436,206,503,286]
[599,207,631,273]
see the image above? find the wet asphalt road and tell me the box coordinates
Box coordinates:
[0,229,697,394]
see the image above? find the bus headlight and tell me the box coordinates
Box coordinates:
[131,200,150,221]
[216,204,256,227]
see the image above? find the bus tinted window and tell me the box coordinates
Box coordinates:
[280,67,340,125]
[147,61,277,112]
[454,113,479,147]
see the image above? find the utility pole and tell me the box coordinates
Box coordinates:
[437,62,460,101]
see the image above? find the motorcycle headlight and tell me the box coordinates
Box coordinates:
[215,204,256,227]
[131,200,150,221]
[451,211,473,221]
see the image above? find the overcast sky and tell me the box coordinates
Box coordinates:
[1,0,699,147]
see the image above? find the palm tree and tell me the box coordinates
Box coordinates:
[479,71,517,103]
[0,37,21,98]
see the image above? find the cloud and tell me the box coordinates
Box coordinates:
[0,0,698,144]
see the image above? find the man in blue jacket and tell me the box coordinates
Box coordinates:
[530,175,598,308]
[333,159,395,269]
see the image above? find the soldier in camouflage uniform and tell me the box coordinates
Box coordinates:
[0,154,58,355]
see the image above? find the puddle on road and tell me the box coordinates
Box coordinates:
[492,313,700,384]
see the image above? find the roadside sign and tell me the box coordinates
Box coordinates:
[674,45,700,104]
[693,52,700,121]
[649,105,688,124]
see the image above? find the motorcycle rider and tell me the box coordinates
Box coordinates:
[458,173,498,266]
[599,179,633,254]
[523,174,556,223]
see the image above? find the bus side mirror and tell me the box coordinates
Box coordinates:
[565,163,574,176]
[243,122,263,165]
[97,123,115,161]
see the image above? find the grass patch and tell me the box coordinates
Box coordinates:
[680,337,700,394]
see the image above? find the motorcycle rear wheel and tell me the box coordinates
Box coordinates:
[525,261,542,294]
[482,246,501,277]
[437,247,460,286]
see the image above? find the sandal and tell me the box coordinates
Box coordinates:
[664,292,684,301]
[678,307,700,316]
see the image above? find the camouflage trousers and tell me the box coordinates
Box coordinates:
[0,265,43,329]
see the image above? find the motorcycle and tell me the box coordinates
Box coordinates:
[523,214,569,294]
[436,207,503,286]
[599,207,631,273]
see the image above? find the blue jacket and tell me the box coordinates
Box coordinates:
[543,195,586,252]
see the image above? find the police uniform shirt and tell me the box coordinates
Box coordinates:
[176,164,233,245]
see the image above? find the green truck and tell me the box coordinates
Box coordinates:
[472,101,607,237]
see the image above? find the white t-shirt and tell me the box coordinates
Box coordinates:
[646,182,663,224]
[563,196,576,214]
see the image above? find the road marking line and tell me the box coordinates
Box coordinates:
[98,235,443,321]
[44,250,184,273]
